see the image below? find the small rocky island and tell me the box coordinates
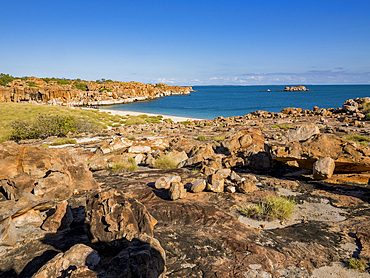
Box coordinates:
[283,85,311,91]
[0,77,369,277]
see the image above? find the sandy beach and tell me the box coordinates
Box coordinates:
[96,108,205,122]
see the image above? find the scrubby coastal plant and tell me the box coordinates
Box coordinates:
[8,114,102,141]
[51,138,77,146]
[366,112,370,120]
[271,124,293,130]
[154,155,178,169]
[239,196,295,220]
[196,135,209,141]
[0,73,15,86]
[27,81,39,87]
[124,116,147,125]
[344,135,370,146]
[348,258,368,272]
[213,135,226,142]
[180,121,191,126]
[110,158,138,173]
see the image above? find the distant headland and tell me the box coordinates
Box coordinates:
[0,73,192,106]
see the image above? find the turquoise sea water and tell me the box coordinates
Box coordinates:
[102,85,370,120]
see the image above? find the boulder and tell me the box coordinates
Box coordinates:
[7,173,36,200]
[215,169,231,179]
[169,182,187,200]
[41,200,73,232]
[166,150,188,165]
[342,99,359,114]
[190,179,207,193]
[313,157,335,180]
[282,123,320,143]
[12,209,43,228]
[237,180,257,194]
[128,145,151,154]
[221,129,265,154]
[85,189,157,250]
[178,154,204,168]
[33,172,72,201]
[32,244,100,278]
[225,185,236,193]
[95,137,132,155]
[206,174,224,193]
[155,175,181,190]
[0,218,17,246]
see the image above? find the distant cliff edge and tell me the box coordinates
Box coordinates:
[0,75,193,106]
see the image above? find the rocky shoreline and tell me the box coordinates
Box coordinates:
[0,77,192,106]
[0,97,370,277]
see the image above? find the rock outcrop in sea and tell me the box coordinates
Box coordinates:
[0,97,370,277]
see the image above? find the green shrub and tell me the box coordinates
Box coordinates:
[124,116,146,125]
[213,135,226,142]
[366,112,370,120]
[154,155,178,169]
[272,124,293,130]
[51,138,77,146]
[344,135,370,146]
[239,196,295,221]
[196,135,209,141]
[8,114,102,141]
[0,73,15,86]
[41,77,71,85]
[110,158,138,173]
[74,82,88,91]
[163,118,173,123]
[99,88,112,92]
[27,82,39,87]
[180,121,191,126]
[348,258,368,272]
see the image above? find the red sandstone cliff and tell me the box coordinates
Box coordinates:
[0,77,192,106]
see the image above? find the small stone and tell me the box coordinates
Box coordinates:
[190,179,206,193]
[225,185,236,193]
[169,182,187,200]
[206,174,224,193]
[215,169,231,179]
[155,176,181,190]
[313,157,335,179]
[0,218,17,246]
[237,180,256,194]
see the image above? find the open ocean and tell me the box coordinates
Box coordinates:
[102,85,370,120]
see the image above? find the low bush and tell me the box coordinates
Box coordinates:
[124,116,146,125]
[239,196,295,221]
[344,135,370,146]
[99,88,112,92]
[51,138,77,146]
[213,135,226,142]
[271,124,293,130]
[27,82,39,87]
[154,155,178,169]
[196,135,209,141]
[0,73,15,86]
[110,158,138,173]
[366,112,370,120]
[8,114,102,141]
[348,258,368,272]
[180,121,191,126]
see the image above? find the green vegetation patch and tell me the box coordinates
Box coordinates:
[239,196,295,221]
[213,135,226,142]
[27,82,39,88]
[344,135,370,146]
[110,158,138,173]
[0,73,15,86]
[196,135,209,141]
[271,124,293,130]
[180,120,192,126]
[154,155,178,169]
[99,88,112,92]
[348,258,368,272]
[0,102,128,142]
[51,138,77,146]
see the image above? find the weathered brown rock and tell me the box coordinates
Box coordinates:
[237,179,257,194]
[190,179,207,193]
[155,175,181,190]
[221,128,265,155]
[268,134,370,172]
[32,244,100,278]
[206,174,224,193]
[169,182,187,200]
[41,200,73,232]
[0,218,17,246]
[165,150,188,165]
[12,209,43,228]
[85,189,157,250]
[282,123,320,142]
[313,157,335,179]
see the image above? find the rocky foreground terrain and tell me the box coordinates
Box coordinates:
[0,97,370,277]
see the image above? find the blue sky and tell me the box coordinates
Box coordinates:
[1,0,370,85]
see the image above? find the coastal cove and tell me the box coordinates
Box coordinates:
[101,85,370,119]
